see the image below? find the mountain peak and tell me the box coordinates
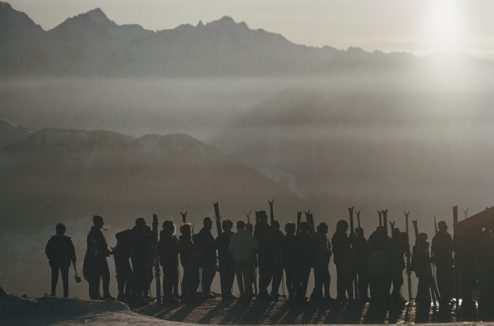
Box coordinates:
[53,7,113,31]
[207,15,248,30]
[79,7,110,24]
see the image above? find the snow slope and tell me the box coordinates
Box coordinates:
[0,292,180,326]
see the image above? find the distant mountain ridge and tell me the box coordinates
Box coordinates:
[0,1,419,76]
[0,127,305,232]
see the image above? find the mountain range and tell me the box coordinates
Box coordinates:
[0,127,305,233]
[0,1,421,77]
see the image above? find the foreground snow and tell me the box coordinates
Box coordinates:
[0,293,178,326]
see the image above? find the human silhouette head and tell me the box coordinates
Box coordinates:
[163,220,175,235]
[392,227,400,238]
[222,219,233,232]
[203,217,212,230]
[135,217,146,229]
[246,222,253,234]
[355,227,364,238]
[317,222,328,235]
[272,220,280,230]
[93,215,104,229]
[56,223,66,235]
[180,223,192,237]
[237,220,245,231]
[285,222,296,235]
[336,219,348,233]
[257,211,268,224]
[438,221,448,232]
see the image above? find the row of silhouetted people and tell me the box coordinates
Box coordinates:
[45,212,494,316]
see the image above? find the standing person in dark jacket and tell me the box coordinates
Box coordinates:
[332,219,352,301]
[311,222,332,301]
[390,227,406,302]
[271,220,284,299]
[353,227,369,301]
[194,217,217,297]
[83,215,111,300]
[411,232,433,305]
[246,222,257,295]
[143,225,158,300]
[431,221,454,307]
[113,229,133,301]
[45,223,76,298]
[367,226,391,304]
[158,221,179,303]
[294,221,312,302]
[254,211,274,299]
[179,223,199,301]
[130,218,150,302]
[216,219,235,300]
[282,223,297,301]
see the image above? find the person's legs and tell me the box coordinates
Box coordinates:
[101,260,111,298]
[235,262,245,298]
[311,265,323,300]
[61,266,69,298]
[285,266,294,299]
[336,264,346,300]
[323,265,331,298]
[201,263,215,295]
[50,264,59,296]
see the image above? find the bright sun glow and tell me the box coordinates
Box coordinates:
[422,0,467,54]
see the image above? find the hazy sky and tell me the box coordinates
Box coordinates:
[8,0,494,59]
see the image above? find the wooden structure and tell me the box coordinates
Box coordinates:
[456,206,494,234]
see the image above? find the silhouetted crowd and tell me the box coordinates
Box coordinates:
[45,210,494,318]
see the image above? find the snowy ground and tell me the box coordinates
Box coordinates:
[0,292,178,326]
[0,290,491,326]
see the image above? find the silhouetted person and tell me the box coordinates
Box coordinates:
[390,227,406,302]
[179,223,199,301]
[217,219,235,300]
[143,225,158,299]
[254,211,274,299]
[246,222,257,295]
[367,226,392,304]
[271,220,284,298]
[159,220,179,303]
[45,223,76,298]
[113,228,133,301]
[294,221,312,302]
[129,218,151,302]
[83,215,111,300]
[411,232,433,305]
[476,228,494,318]
[229,220,257,300]
[353,227,369,301]
[332,219,352,301]
[456,231,476,311]
[282,222,297,300]
[194,217,217,297]
[431,221,454,307]
[311,222,332,301]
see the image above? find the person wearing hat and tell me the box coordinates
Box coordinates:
[45,223,77,298]
[83,215,112,300]
[431,221,454,307]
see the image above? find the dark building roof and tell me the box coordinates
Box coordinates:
[456,206,494,234]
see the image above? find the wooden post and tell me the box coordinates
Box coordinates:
[378,210,383,226]
[434,216,438,235]
[213,202,222,237]
[296,211,302,235]
[404,211,413,302]
[348,207,357,299]
[348,207,355,234]
[268,199,275,226]
[383,209,389,237]
[356,210,361,228]
[152,214,161,303]
[453,205,459,310]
